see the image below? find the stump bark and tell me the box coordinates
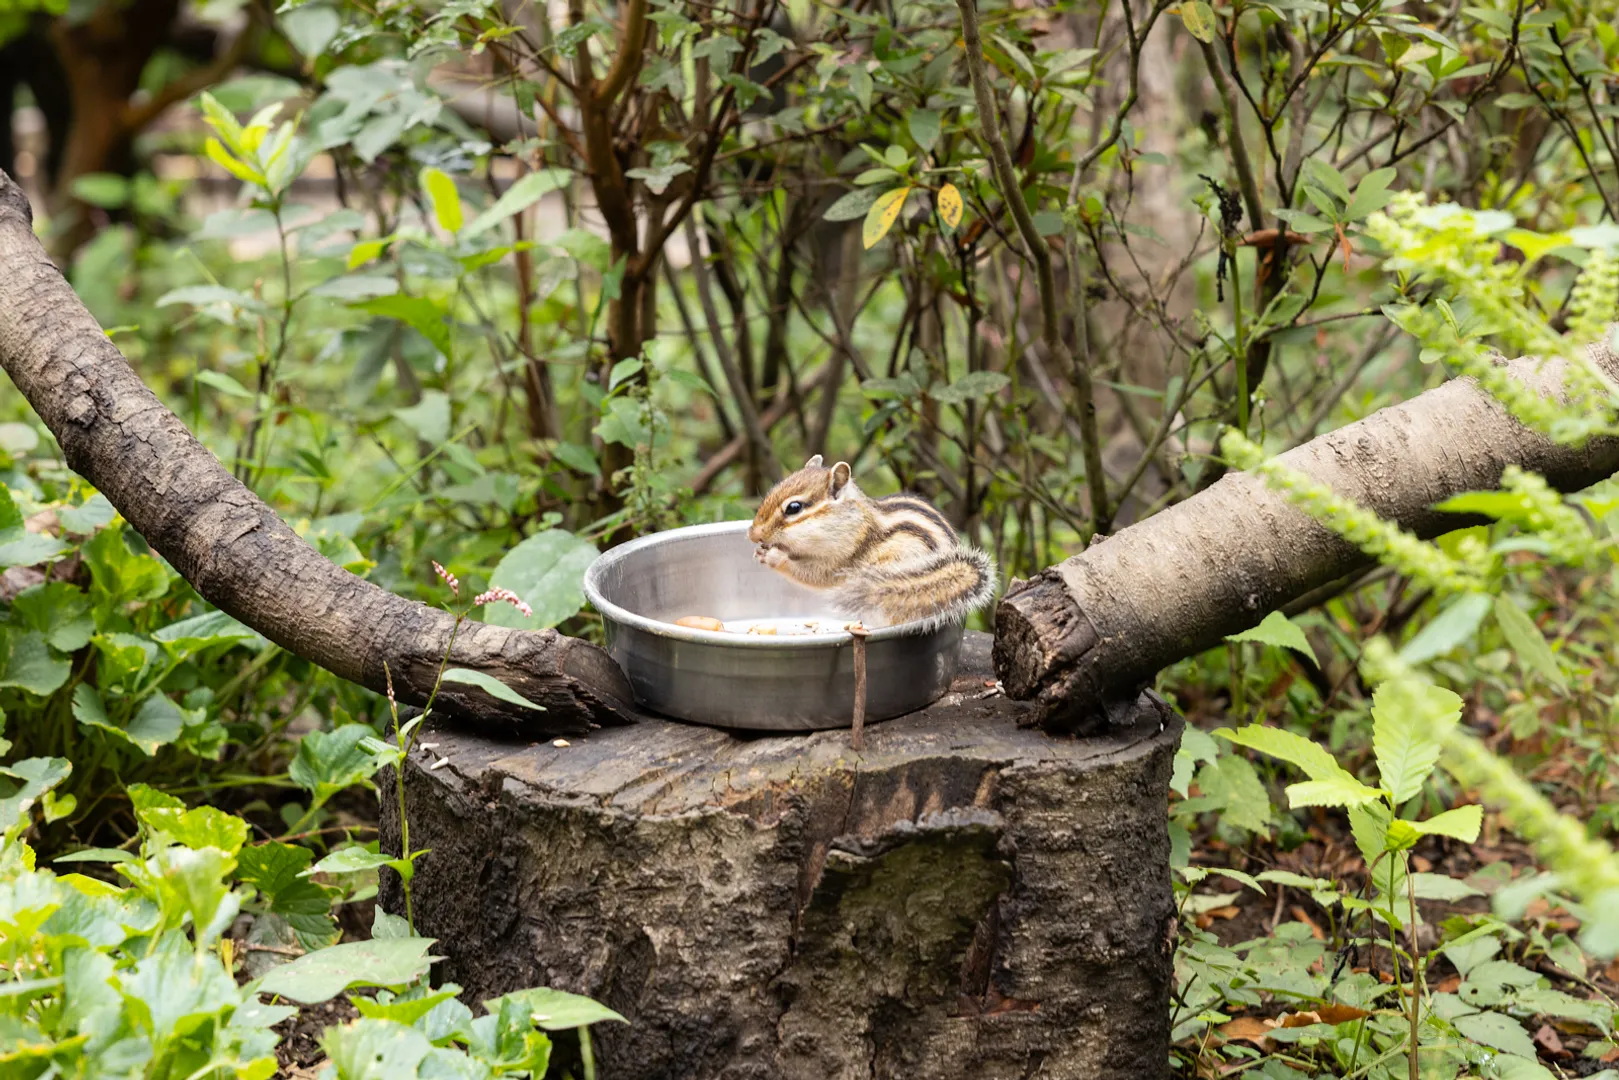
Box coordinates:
[381,633,1182,1080]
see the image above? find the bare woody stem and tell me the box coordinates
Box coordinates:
[955,0,1109,533]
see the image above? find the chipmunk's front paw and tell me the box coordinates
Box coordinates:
[758,546,790,571]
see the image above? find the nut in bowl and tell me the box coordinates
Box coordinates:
[581,520,969,731]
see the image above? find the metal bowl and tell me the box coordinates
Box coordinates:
[582,520,965,731]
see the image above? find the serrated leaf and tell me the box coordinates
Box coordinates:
[1410,804,1483,842]
[140,805,250,854]
[1216,725,1383,808]
[1226,611,1318,664]
[1452,1011,1536,1058]
[931,370,1008,404]
[440,668,546,712]
[1372,679,1461,803]
[1494,595,1566,691]
[254,937,439,1004]
[420,167,464,235]
[862,187,911,250]
[290,725,390,806]
[936,182,963,231]
[481,530,599,630]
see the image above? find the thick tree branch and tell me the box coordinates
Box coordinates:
[0,170,639,736]
[995,338,1619,732]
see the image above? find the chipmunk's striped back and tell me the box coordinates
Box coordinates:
[749,455,1000,629]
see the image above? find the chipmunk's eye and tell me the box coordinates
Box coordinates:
[784,500,804,516]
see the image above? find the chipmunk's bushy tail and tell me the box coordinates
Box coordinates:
[835,546,999,631]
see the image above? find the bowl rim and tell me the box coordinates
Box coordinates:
[582,520,955,647]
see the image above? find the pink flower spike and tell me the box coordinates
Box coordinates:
[473,587,533,619]
[432,560,460,596]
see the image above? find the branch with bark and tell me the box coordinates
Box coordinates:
[0,170,639,736]
[995,339,1619,733]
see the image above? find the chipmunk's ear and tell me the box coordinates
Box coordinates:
[829,461,853,497]
[804,454,824,470]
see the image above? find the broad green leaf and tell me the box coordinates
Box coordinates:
[930,371,1010,405]
[908,109,941,153]
[0,530,68,569]
[320,1017,435,1079]
[0,483,20,531]
[420,167,464,234]
[56,493,114,535]
[823,187,882,222]
[138,846,239,943]
[255,937,439,1004]
[195,369,256,399]
[1181,755,1271,832]
[1410,804,1483,842]
[83,525,171,605]
[1345,167,1398,220]
[1225,611,1318,665]
[304,845,395,876]
[351,988,460,1026]
[9,583,93,652]
[482,530,599,630]
[0,629,70,697]
[53,847,138,864]
[0,757,71,836]
[281,4,340,58]
[608,357,644,391]
[156,283,264,313]
[290,724,391,806]
[353,295,452,362]
[139,806,250,855]
[122,935,242,1040]
[152,609,264,655]
[125,695,186,756]
[1400,591,1491,664]
[0,423,38,455]
[862,187,911,250]
[1493,595,1566,691]
[440,668,546,712]
[392,390,452,446]
[1216,725,1382,807]
[1372,679,1461,803]
[1406,872,1484,901]
[1481,1056,1556,1080]
[1451,1011,1536,1058]
[463,168,572,239]
[309,274,399,301]
[483,987,627,1031]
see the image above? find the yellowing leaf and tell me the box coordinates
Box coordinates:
[205,137,264,188]
[937,183,963,230]
[1178,1,1216,43]
[862,186,911,250]
[420,167,464,235]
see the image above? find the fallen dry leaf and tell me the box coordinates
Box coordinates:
[1217,1017,1274,1044]
[1291,906,1326,940]
[1206,906,1241,921]
[1533,1024,1567,1057]
[1315,1004,1370,1025]
[1277,1011,1322,1029]
[1434,974,1462,993]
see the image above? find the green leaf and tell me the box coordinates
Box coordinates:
[305,845,395,876]
[1409,804,1483,842]
[309,274,399,301]
[152,609,263,655]
[420,167,464,235]
[57,493,114,535]
[0,484,20,532]
[608,357,644,391]
[281,4,340,57]
[392,390,452,446]
[908,109,941,154]
[0,629,70,697]
[353,295,452,362]
[1493,595,1566,691]
[483,987,627,1031]
[71,173,130,209]
[0,530,69,569]
[550,441,600,478]
[1406,872,1484,901]
[254,937,439,1004]
[122,935,242,1039]
[320,1017,436,1079]
[82,525,171,606]
[195,369,257,400]
[0,757,71,836]
[930,371,1010,405]
[1225,611,1318,665]
[290,724,391,806]
[1371,679,1462,803]
[351,988,460,1026]
[1183,755,1272,832]
[9,583,93,652]
[482,529,599,630]
[1302,158,1352,204]
[463,168,572,239]
[822,187,882,223]
[1452,1011,1536,1058]
[140,846,240,943]
[140,805,250,854]
[1216,725,1383,807]
[156,284,265,313]
[1400,591,1491,664]
[440,669,546,712]
[1345,167,1398,220]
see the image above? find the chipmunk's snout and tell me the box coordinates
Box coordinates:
[748,522,768,545]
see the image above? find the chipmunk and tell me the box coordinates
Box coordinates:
[747,455,998,630]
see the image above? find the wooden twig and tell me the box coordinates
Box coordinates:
[849,624,870,751]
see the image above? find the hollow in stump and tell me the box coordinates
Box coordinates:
[380,633,1182,1080]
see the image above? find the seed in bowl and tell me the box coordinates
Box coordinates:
[674,616,725,631]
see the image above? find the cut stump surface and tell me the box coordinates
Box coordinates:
[382,633,1182,1080]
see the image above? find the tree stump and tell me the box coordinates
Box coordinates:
[381,633,1182,1080]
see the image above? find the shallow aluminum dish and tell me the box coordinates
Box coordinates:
[582,521,964,731]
